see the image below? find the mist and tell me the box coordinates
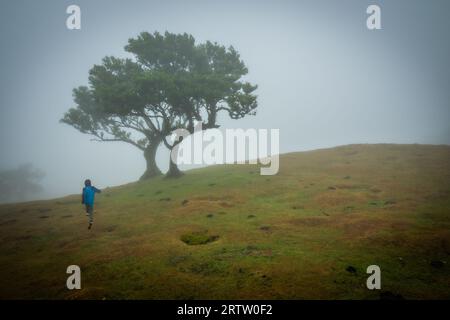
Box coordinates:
[1,0,449,201]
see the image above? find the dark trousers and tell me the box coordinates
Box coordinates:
[85,204,94,223]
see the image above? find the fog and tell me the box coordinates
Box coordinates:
[0,0,449,201]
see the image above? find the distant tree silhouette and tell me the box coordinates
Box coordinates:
[0,164,45,203]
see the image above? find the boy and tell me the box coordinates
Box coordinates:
[81,179,101,229]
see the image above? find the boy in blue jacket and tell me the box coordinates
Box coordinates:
[82,179,101,229]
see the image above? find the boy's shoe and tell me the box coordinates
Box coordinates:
[88,223,92,230]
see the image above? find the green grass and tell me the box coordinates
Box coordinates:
[0,144,449,299]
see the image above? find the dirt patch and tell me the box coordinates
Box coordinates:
[105,225,118,233]
[179,198,236,213]
[288,213,400,241]
[168,255,190,266]
[334,184,367,190]
[194,195,235,202]
[384,199,396,205]
[0,219,17,226]
[313,192,361,207]
[338,217,398,239]
[219,201,234,208]
[289,217,328,227]
[12,235,33,241]
[242,245,273,257]
[343,206,354,213]
[184,261,226,276]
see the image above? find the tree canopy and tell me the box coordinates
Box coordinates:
[61,31,258,179]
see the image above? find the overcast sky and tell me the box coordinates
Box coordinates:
[1,0,449,201]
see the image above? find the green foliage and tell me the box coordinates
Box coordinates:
[61,31,259,171]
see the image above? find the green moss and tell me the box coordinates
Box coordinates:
[180,230,219,245]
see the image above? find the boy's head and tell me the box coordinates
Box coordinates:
[84,179,92,187]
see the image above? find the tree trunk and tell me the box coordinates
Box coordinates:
[166,155,183,178]
[140,141,162,180]
[165,139,183,178]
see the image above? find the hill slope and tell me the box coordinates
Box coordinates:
[0,144,449,299]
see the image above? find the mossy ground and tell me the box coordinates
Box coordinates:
[180,230,219,245]
[0,144,449,299]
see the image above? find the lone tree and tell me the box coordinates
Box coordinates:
[61,31,258,179]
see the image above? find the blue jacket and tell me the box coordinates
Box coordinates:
[82,186,101,205]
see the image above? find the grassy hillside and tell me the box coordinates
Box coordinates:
[0,144,449,299]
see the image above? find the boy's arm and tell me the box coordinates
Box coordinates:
[93,186,102,193]
[81,188,85,204]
